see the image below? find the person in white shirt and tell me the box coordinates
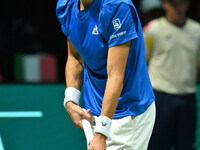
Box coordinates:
[143,0,200,149]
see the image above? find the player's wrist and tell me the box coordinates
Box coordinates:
[94,116,112,138]
[64,87,81,108]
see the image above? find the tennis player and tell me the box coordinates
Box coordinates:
[56,0,155,149]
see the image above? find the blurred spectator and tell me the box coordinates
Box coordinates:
[139,0,164,26]
[143,0,200,149]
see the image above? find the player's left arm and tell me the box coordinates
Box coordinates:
[89,2,135,149]
[101,41,130,118]
[89,41,130,150]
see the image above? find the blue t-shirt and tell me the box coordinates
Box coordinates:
[56,0,155,118]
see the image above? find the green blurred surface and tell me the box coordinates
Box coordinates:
[0,84,200,150]
[195,85,200,149]
[0,84,86,150]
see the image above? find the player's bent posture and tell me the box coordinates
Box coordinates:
[56,0,155,149]
[143,0,200,150]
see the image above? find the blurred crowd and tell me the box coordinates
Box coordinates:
[0,0,199,83]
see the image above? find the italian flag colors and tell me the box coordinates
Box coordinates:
[14,54,57,82]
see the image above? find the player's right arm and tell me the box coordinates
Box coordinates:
[65,38,92,129]
[65,38,84,90]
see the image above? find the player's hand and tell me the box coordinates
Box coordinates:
[88,133,106,150]
[66,102,93,129]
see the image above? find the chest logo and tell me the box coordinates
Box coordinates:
[112,18,121,30]
[92,25,99,35]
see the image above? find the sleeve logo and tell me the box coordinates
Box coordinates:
[112,18,121,30]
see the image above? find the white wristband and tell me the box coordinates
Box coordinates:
[64,87,81,107]
[94,116,112,138]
